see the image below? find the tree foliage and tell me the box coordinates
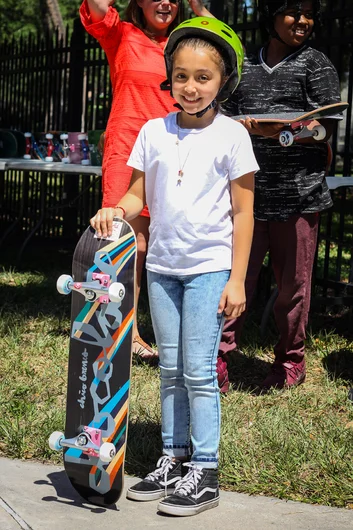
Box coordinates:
[0,0,129,42]
[0,0,41,39]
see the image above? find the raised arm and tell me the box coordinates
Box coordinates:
[187,0,215,18]
[86,0,114,23]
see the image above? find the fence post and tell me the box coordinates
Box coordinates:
[67,18,85,130]
[210,0,225,20]
[64,17,85,240]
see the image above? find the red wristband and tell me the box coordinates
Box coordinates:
[115,205,126,218]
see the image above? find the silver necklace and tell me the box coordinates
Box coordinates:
[176,119,193,186]
[175,112,217,186]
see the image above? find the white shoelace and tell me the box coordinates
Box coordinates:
[146,455,177,497]
[174,463,203,497]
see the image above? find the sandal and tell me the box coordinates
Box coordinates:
[133,335,159,361]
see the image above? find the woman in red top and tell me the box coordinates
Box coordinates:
[81,0,212,358]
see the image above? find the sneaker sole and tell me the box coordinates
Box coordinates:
[157,497,220,516]
[286,373,306,388]
[126,487,175,502]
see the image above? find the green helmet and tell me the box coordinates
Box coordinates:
[164,17,244,103]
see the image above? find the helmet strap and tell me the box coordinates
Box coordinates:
[172,99,217,118]
[195,100,217,118]
[160,79,170,92]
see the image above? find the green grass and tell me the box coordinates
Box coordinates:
[0,243,353,509]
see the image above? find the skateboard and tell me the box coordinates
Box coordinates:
[25,132,49,161]
[67,132,89,164]
[0,130,25,157]
[234,102,348,147]
[49,219,136,506]
[78,133,90,165]
[60,133,70,163]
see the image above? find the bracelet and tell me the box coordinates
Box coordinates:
[115,205,126,218]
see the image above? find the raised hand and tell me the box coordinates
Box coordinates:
[239,117,284,139]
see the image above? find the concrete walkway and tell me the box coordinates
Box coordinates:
[0,457,352,530]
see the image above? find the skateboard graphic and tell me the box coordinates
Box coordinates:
[234,102,348,147]
[66,132,90,164]
[49,219,136,506]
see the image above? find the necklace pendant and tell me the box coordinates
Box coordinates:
[177,178,182,186]
[178,170,184,177]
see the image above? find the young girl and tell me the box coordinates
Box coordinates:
[91,17,258,516]
[221,0,342,390]
[80,0,212,359]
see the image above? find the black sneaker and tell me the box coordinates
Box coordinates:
[126,455,182,501]
[158,463,219,516]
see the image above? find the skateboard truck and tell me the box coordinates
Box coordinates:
[56,274,125,304]
[45,133,54,162]
[60,133,70,163]
[279,120,326,147]
[49,426,116,463]
[24,132,32,159]
[78,133,90,165]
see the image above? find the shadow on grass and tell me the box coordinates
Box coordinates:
[227,349,271,392]
[0,277,71,321]
[322,348,353,385]
[310,306,353,340]
[0,239,74,320]
[125,420,162,477]
[0,237,76,272]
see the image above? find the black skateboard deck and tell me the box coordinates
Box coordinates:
[0,130,18,157]
[49,219,136,506]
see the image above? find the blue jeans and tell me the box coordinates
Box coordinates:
[147,270,230,469]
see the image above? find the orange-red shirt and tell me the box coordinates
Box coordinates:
[80,1,176,210]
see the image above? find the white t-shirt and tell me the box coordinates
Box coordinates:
[127,112,259,275]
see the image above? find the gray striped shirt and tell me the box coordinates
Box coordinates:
[223,45,341,221]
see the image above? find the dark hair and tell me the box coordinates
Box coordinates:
[258,0,321,38]
[172,38,228,80]
[124,0,186,39]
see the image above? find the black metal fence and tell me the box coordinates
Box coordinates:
[0,0,352,301]
[0,18,111,133]
[0,169,102,239]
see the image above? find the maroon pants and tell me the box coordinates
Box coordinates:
[220,214,319,362]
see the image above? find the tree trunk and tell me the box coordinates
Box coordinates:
[39,0,65,37]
